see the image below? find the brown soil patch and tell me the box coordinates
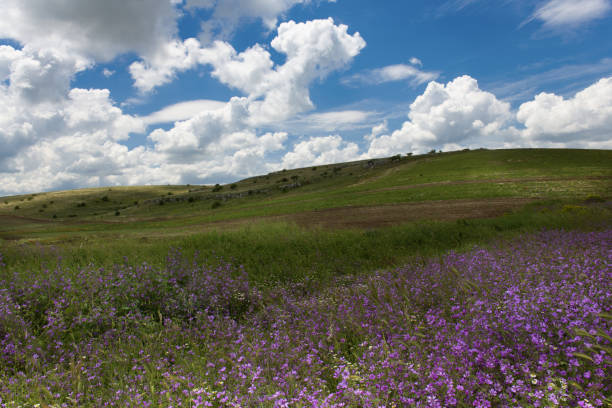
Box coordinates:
[195,197,537,231]
[285,198,537,229]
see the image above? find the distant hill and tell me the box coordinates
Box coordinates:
[1,148,610,241]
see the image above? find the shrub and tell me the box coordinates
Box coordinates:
[212,184,223,192]
[585,195,605,203]
[211,201,222,209]
[230,184,237,190]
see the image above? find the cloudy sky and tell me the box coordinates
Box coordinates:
[1,0,611,195]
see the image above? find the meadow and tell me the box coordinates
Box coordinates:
[0,229,610,407]
[0,148,611,406]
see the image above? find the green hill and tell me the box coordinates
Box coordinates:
[1,148,610,282]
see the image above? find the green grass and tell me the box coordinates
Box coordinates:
[2,200,609,286]
[1,148,610,285]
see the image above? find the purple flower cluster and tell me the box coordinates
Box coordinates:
[0,230,610,407]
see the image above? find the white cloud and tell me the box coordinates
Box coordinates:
[529,0,611,28]
[0,15,366,195]
[364,121,388,142]
[0,0,180,61]
[280,135,360,170]
[129,18,365,125]
[343,63,438,87]
[144,97,289,183]
[129,38,205,93]
[8,46,89,105]
[365,75,612,158]
[102,68,115,78]
[204,18,365,123]
[0,45,23,81]
[141,99,227,125]
[409,57,423,67]
[0,84,146,192]
[250,18,365,122]
[367,76,516,157]
[282,110,375,133]
[186,0,334,43]
[517,76,612,148]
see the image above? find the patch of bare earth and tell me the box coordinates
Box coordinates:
[286,198,536,229]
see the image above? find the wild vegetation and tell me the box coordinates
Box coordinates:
[0,148,610,406]
[0,230,610,407]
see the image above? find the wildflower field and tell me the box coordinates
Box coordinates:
[1,228,610,407]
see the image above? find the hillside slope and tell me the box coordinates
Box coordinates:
[1,148,610,242]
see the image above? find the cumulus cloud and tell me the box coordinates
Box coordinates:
[249,18,366,122]
[133,17,365,182]
[0,84,145,192]
[185,0,334,42]
[0,45,96,167]
[527,0,611,28]
[0,0,180,61]
[129,38,205,93]
[343,63,438,87]
[366,76,516,157]
[129,18,365,127]
[280,135,360,170]
[0,14,366,195]
[0,1,368,194]
[517,77,612,148]
[364,121,388,142]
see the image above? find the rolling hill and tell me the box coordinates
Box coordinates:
[1,148,610,279]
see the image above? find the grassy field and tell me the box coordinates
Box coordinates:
[0,148,611,406]
[0,148,610,283]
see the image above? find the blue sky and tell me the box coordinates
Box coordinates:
[1,0,611,195]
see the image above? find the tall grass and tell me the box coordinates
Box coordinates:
[2,202,609,286]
